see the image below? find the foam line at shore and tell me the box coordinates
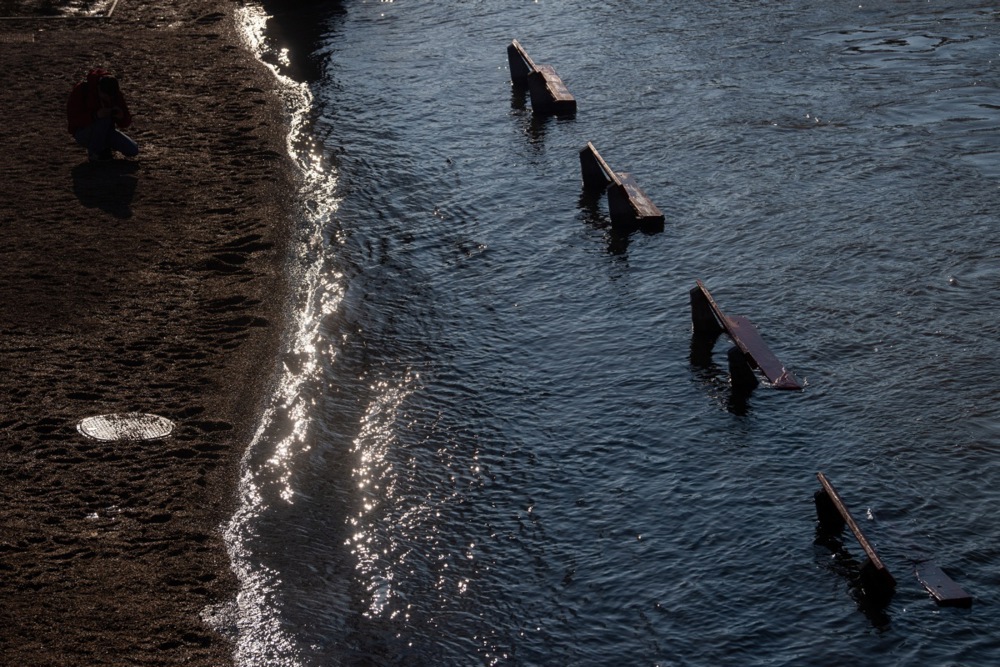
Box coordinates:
[210,5,344,665]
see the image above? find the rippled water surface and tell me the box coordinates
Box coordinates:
[228,2,1000,665]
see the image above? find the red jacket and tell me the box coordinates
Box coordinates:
[66,68,133,134]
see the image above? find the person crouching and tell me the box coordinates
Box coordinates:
[67,68,139,162]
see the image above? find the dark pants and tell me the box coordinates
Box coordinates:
[74,117,139,159]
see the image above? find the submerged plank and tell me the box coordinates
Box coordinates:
[726,315,801,390]
[915,562,973,608]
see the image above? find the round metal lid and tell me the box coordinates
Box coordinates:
[77,413,175,442]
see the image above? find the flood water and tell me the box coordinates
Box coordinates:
[222,2,1000,665]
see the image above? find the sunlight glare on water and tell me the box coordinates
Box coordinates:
[217,6,346,666]
[226,1,1000,665]
[350,373,416,619]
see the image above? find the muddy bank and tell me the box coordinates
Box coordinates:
[0,1,293,664]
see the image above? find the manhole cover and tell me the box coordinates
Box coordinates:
[77,413,174,441]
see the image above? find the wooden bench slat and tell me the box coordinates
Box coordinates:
[509,39,537,72]
[618,173,664,220]
[528,65,577,115]
[915,561,972,607]
[814,473,896,605]
[693,280,801,390]
[816,473,895,585]
[579,143,663,232]
[579,142,616,192]
[694,278,727,327]
[587,142,617,185]
[726,315,800,389]
[535,65,574,101]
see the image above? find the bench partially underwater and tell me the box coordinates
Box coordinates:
[579,141,664,234]
[814,472,972,608]
[815,472,897,605]
[689,279,801,391]
[507,39,577,116]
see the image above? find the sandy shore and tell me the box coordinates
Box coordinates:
[0,1,293,664]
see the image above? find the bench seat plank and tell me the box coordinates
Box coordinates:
[618,173,664,221]
[726,315,801,390]
[915,562,973,607]
[693,280,801,390]
[528,65,577,114]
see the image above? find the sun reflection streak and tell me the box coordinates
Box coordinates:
[217,5,344,666]
[347,373,417,619]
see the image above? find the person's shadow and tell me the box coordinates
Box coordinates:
[71,160,139,219]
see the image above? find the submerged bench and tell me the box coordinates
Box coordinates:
[815,472,897,605]
[689,279,801,390]
[507,39,577,116]
[816,473,973,609]
[579,142,664,233]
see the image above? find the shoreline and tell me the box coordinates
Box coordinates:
[0,1,294,664]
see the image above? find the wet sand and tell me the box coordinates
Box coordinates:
[0,1,293,664]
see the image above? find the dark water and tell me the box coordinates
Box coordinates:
[223,2,1000,665]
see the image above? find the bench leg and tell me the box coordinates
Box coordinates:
[727,346,758,393]
[814,489,847,533]
[690,286,724,337]
[859,558,896,607]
